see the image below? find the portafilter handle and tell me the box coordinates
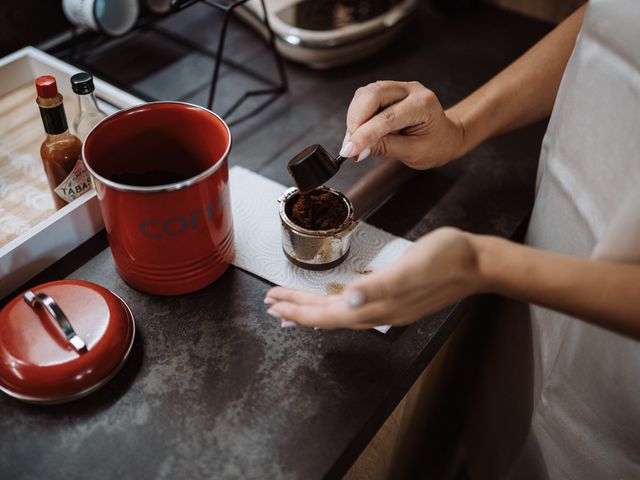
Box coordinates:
[345,159,415,221]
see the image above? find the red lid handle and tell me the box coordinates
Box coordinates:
[23,290,88,353]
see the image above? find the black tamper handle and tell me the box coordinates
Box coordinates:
[334,155,347,167]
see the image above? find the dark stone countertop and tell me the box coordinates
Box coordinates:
[0,4,551,479]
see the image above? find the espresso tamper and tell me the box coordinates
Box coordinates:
[287,144,347,193]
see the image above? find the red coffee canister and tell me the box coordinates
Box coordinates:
[83,102,234,296]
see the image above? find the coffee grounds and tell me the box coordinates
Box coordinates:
[288,190,348,230]
[109,170,191,186]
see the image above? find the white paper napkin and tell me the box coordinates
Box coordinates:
[230,167,413,333]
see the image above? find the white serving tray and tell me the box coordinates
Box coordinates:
[0,47,143,299]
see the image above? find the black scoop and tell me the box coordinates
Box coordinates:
[287,144,347,194]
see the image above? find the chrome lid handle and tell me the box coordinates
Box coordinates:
[23,290,88,353]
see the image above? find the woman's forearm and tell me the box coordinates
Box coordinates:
[473,234,640,340]
[447,4,587,157]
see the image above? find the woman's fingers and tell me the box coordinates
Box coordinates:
[343,264,405,307]
[347,86,438,159]
[342,81,455,168]
[267,297,394,330]
[346,81,409,132]
[373,135,431,168]
[265,267,408,329]
[347,101,416,158]
[265,286,334,306]
[344,82,409,151]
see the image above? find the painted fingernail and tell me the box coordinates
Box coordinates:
[341,132,350,149]
[357,146,371,162]
[281,320,297,328]
[267,307,281,319]
[339,141,355,157]
[264,297,276,305]
[345,290,365,308]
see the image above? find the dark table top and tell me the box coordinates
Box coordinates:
[1,3,551,479]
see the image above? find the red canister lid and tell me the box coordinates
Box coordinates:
[0,280,135,404]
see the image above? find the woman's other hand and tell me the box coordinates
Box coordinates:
[339,81,465,169]
[264,227,483,330]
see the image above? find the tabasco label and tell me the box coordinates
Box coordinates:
[54,158,92,203]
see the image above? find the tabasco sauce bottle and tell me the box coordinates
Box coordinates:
[35,75,92,210]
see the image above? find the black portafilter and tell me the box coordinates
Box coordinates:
[287,144,347,194]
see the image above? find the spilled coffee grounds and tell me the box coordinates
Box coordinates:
[288,190,348,230]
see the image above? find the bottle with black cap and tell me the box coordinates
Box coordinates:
[70,72,107,141]
[35,75,92,210]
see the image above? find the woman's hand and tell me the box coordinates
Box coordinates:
[264,227,484,330]
[339,81,465,169]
